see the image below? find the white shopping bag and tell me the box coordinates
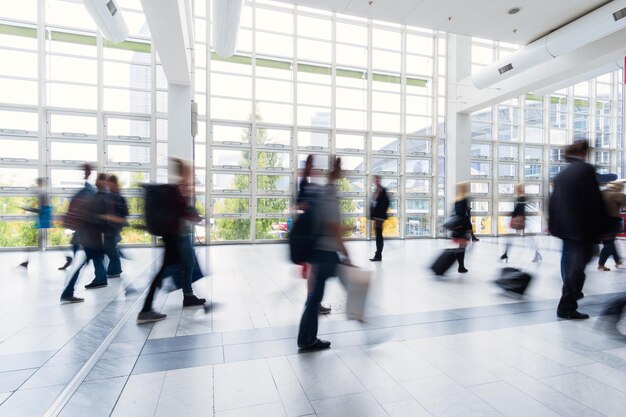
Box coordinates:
[337,264,371,321]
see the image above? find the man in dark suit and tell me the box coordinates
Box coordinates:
[549,140,608,319]
[369,175,390,262]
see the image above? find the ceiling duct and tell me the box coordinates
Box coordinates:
[81,0,129,43]
[212,0,244,57]
[472,0,626,90]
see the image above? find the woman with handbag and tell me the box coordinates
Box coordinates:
[451,182,471,273]
[500,184,541,262]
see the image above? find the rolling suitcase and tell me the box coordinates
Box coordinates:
[431,249,457,276]
[495,267,532,294]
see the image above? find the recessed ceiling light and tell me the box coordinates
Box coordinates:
[508,7,521,15]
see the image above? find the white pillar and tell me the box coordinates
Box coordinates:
[446,34,472,207]
[167,83,193,180]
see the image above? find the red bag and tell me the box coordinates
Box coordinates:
[509,215,525,231]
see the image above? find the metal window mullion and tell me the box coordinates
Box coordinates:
[492,103,499,237]
[96,31,104,175]
[430,31,438,238]
[203,3,211,245]
[38,0,47,249]
[292,5,298,213]
[250,1,257,243]
[365,19,373,241]
[399,27,407,239]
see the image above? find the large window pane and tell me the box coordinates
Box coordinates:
[50,141,97,162]
[212,173,250,193]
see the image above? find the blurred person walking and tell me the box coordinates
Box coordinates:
[59,163,95,271]
[174,158,206,307]
[60,173,109,302]
[499,184,541,263]
[369,175,389,262]
[296,155,331,315]
[598,181,626,271]
[297,156,351,351]
[103,175,128,278]
[549,140,608,319]
[451,182,471,273]
[18,177,52,268]
[138,159,204,324]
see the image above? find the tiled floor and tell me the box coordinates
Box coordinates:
[0,237,625,416]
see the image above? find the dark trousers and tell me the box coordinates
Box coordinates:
[374,221,384,257]
[177,234,194,295]
[599,238,620,266]
[297,250,339,347]
[104,233,122,275]
[61,247,106,298]
[558,239,593,312]
[141,235,181,313]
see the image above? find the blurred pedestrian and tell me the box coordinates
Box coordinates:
[598,181,626,271]
[59,163,95,271]
[548,140,608,319]
[60,173,109,302]
[297,155,331,315]
[500,183,539,262]
[452,182,471,273]
[137,158,204,324]
[297,156,351,351]
[173,158,206,307]
[369,175,389,262]
[103,175,128,278]
[19,177,52,268]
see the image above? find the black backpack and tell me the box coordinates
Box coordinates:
[289,200,320,264]
[142,184,183,236]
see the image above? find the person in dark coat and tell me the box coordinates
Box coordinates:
[548,140,609,319]
[103,175,128,278]
[369,175,390,262]
[296,155,331,315]
[452,182,471,273]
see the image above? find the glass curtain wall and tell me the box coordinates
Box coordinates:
[197,0,445,243]
[0,0,157,248]
[469,38,625,236]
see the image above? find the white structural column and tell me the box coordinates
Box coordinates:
[446,34,472,207]
[168,84,193,162]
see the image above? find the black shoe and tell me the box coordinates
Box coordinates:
[84,282,107,289]
[183,294,206,307]
[458,267,468,273]
[499,254,509,262]
[58,256,73,270]
[19,261,28,268]
[60,296,84,304]
[472,237,480,242]
[557,310,589,319]
[369,256,382,262]
[137,310,167,324]
[298,339,331,351]
[577,292,585,301]
[319,305,331,314]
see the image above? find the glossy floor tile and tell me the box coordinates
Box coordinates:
[0,238,624,416]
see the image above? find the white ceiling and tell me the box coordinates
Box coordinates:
[274,0,611,45]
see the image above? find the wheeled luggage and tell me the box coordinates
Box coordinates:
[495,267,532,294]
[431,249,457,276]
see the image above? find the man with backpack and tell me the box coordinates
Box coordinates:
[60,173,109,302]
[138,158,204,324]
[59,163,95,271]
